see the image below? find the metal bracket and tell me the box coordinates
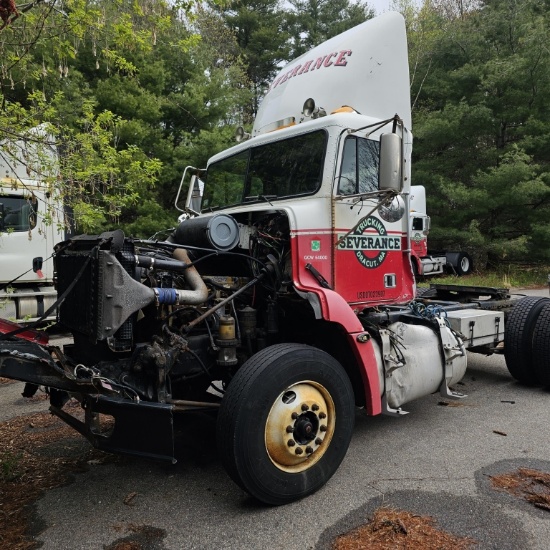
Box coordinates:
[494,316,501,347]
[435,317,467,400]
[381,394,409,416]
[380,329,409,416]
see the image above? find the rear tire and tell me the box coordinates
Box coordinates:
[416,286,435,299]
[445,252,473,276]
[504,297,550,384]
[532,302,550,387]
[217,343,355,505]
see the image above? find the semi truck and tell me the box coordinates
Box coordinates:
[0,129,64,322]
[1,12,549,505]
[409,185,473,277]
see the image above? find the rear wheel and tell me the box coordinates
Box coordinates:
[445,252,473,276]
[217,343,355,505]
[532,302,550,386]
[504,297,550,384]
[416,286,435,299]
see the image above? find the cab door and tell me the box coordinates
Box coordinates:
[332,135,414,307]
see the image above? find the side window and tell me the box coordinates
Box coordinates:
[339,138,357,195]
[412,217,424,231]
[338,136,380,195]
[0,195,38,232]
[358,138,379,194]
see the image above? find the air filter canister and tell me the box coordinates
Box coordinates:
[173,213,240,251]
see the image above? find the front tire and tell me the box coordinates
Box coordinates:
[217,344,355,505]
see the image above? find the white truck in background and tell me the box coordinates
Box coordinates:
[0,132,64,322]
[409,185,473,277]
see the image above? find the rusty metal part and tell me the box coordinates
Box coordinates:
[264,380,336,473]
[171,248,209,305]
[184,272,265,332]
[166,398,221,409]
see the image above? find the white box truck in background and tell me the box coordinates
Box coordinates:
[0,131,65,322]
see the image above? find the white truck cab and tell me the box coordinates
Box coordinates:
[0,132,64,321]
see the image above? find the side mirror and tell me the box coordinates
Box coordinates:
[185,175,204,214]
[379,133,403,192]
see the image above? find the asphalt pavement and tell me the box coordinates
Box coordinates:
[2,287,550,549]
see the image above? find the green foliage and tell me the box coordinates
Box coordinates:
[28,96,162,233]
[0,0,252,238]
[287,0,374,58]
[123,199,176,238]
[212,0,290,118]
[410,0,550,263]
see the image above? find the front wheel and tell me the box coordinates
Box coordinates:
[217,344,355,505]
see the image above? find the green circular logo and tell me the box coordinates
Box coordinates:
[338,216,401,269]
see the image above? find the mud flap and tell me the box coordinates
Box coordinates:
[52,395,176,463]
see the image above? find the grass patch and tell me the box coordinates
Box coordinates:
[418,264,550,289]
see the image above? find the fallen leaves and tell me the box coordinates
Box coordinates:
[332,507,476,550]
[124,492,138,506]
[0,405,111,550]
[491,468,550,512]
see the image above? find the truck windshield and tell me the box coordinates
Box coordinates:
[0,195,37,232]
[202,130,327,211]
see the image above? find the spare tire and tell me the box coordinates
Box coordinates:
[504,296,550,384]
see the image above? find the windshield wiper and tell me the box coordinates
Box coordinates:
[244,194,277,206]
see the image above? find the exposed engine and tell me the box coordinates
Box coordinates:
[53,211,292,406]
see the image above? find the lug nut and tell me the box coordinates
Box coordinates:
[320,425,327,432]
[286,425,294,433]
[306,446,313,454]
[295,447,304,455]
[301,404,309,411]
[312,403,319,411]
[319,412,327,419]
[291,412,298,420]
[315,438,322,445]
[288,439,296,447]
